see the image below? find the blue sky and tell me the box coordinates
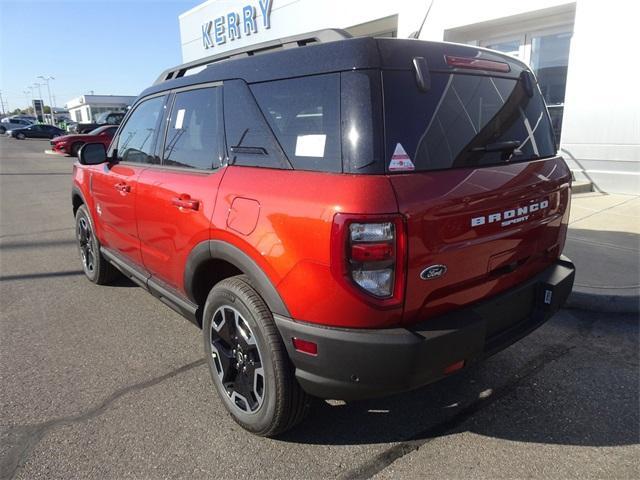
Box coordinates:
[0,0,202,111]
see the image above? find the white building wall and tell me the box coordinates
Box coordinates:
[557,0,640,194]
[179,0,425,62]
[179,0,639,194]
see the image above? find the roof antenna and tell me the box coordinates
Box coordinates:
[409,0,435,39]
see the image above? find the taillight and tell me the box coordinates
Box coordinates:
[331,214,406,307]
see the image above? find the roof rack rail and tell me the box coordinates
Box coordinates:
[154,29,352,85]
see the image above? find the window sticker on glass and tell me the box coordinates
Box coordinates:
[295,134,326,157]
[175,109,186,129]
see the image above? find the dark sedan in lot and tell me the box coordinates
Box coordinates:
[50,125,118,156]
[7,124,65,140]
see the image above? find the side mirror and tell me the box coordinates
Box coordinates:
[79,143,108,165]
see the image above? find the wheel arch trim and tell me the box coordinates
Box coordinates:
[184,240,290,317]
[71,186,87,215]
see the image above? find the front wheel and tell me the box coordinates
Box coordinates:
[16,132,25,140]
[71,142,83,157]
[75,204,120,284]
[202,276,310,436]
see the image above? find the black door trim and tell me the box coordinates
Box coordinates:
[100,246,199,325]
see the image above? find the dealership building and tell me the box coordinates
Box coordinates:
[65,95,136,124]
[179,0,638,194]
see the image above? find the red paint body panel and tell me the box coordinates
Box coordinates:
[213,166,402,328]
[388,156,571,325]
[135,168,223,289]
[89,163,146,265]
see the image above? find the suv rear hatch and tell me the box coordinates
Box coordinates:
[378,40,572,325]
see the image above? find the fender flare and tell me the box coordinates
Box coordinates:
[71,186,87,215]
[184,240,290,317]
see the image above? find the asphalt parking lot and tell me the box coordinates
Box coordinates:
[1,136,638,479]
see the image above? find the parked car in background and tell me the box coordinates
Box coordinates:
[51,125,118,156]
[0,117,34,134]
[68,111,126,133]
[7,124,65,139]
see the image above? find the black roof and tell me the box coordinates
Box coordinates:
[139,36,528,100]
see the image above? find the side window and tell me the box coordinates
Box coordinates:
[163,87,222,170]
[223,80,290,170]
[250,74,341,172]
[114,96,165,164]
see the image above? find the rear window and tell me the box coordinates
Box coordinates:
[250,74,341,173]
[383,71,556,172]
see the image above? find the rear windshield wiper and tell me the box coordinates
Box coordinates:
[470,140,521,153]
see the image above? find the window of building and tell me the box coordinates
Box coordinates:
[484,38,523,59]
[114,95,166,164]
[476,27,572,146]
[163,87,222,170]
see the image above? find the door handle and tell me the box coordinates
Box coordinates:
[172,195,199,211]
[114,182,131,193]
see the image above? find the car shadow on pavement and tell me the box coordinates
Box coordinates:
[0,239,77,250]
[0,172,71,176]
[279,310,639,448]
[0,270,85,282]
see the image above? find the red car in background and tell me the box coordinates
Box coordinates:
[51,125,118,157]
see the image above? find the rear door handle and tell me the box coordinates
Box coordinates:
[172,195,199,211]
[114,182,131,193]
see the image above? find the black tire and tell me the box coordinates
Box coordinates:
[71,142,84,157]
[0,126,5,134]
[16,132,25,140]
[202,275,310,436]
[75,204,120,285]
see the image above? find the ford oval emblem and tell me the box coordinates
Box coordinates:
[420,265,447,280]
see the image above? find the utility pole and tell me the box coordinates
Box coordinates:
[38,76,56,124]
[0,90,5,115]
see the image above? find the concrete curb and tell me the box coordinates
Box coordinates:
[566,290,639,314]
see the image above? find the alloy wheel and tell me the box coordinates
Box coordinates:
[77,217,95,274]
[209,306,265,414]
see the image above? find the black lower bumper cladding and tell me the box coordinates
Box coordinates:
[274,256,575,400]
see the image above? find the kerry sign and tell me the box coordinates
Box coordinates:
[202,0,273,50]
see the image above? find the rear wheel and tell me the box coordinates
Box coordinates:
[71,142,83,157]
[75,204,120,284]
[203,276,310,436]
[0,126,5,134]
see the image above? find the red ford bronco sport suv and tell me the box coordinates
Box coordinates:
[72,30,575,436]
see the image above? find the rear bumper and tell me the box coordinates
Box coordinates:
[275,256,575,401]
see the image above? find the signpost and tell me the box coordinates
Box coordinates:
[32,99,45,123]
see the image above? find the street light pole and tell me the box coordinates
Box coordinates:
[38,76,56,124]
[24,87,35,113]
[0,91,5,116]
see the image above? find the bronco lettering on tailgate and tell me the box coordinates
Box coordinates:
[471,200,549,228]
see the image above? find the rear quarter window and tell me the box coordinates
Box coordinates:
[383,71,556,172]
[250,74,341,173]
